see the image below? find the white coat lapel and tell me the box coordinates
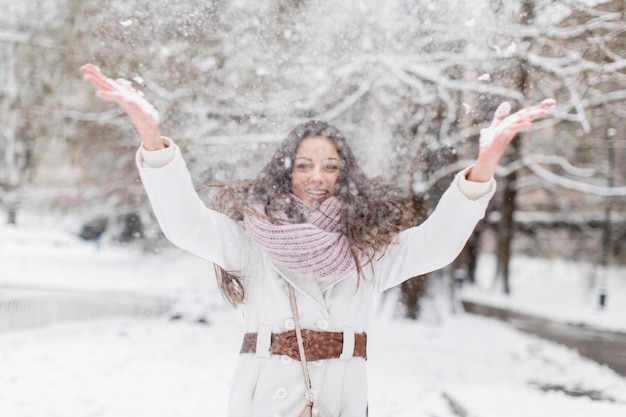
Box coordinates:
[272,264,327,314]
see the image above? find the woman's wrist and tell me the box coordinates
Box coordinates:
[141,130,165,151]
[457,166,494,200]
[465,161,495,183]
[142,139,168,151]
[139,137,176,168]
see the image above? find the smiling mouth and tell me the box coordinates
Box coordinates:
[306,190,328,197]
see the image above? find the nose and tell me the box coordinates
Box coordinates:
[308,167,324,183]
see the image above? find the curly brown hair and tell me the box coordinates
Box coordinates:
[211,120,414,305]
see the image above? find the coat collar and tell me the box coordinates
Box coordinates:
[271,264,353,314]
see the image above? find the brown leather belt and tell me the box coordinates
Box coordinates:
[240,329,367,361]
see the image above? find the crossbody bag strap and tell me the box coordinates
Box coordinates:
[287,283,315,407]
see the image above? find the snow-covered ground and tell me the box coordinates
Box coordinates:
[465,254,626,334]
[1,222,626,416]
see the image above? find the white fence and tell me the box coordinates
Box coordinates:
[0,287,169,333]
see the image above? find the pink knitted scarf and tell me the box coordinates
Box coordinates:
[243,197,363,280]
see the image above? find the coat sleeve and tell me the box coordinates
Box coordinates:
[135,145,249,272]
[372,170,495,293]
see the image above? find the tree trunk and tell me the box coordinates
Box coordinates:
[400,276,427,319]
[1,45,20,225]
[460,222,484,285]
[494,0,534,294]
[7,209,17,225]
[494,166,517,294]
[598,127,616,308]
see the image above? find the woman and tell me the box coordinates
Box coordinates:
[81,63,554,417]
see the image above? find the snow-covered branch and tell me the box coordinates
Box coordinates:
[523,162,626,197]
[412,155,625,197]
[538,10,623,40]
[59,108,123,123]
[319,75,378,120]
[580,89,626,108]
[506,155,597,178]
[0,30,29,44]
[397,63,527,103]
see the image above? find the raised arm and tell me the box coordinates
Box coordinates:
[468,99,556,182]
[80,63,163,150]
[81,63,248,272]
[373,99,556,292]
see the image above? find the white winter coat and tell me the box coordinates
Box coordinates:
[136,144,495,417]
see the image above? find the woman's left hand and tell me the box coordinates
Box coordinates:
[467,99,556,182]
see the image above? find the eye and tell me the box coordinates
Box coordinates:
[295,162,311,171]
[323,164,339,172]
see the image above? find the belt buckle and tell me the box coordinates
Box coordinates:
[274,331,309,361]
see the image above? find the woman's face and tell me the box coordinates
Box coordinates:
[291,136,340,207]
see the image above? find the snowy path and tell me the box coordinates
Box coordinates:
[463,300,626,377]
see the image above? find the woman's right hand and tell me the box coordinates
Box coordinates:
[81,63,164,150]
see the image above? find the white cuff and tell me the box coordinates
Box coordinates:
[138,137,176,168]
[456,166,495,201]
